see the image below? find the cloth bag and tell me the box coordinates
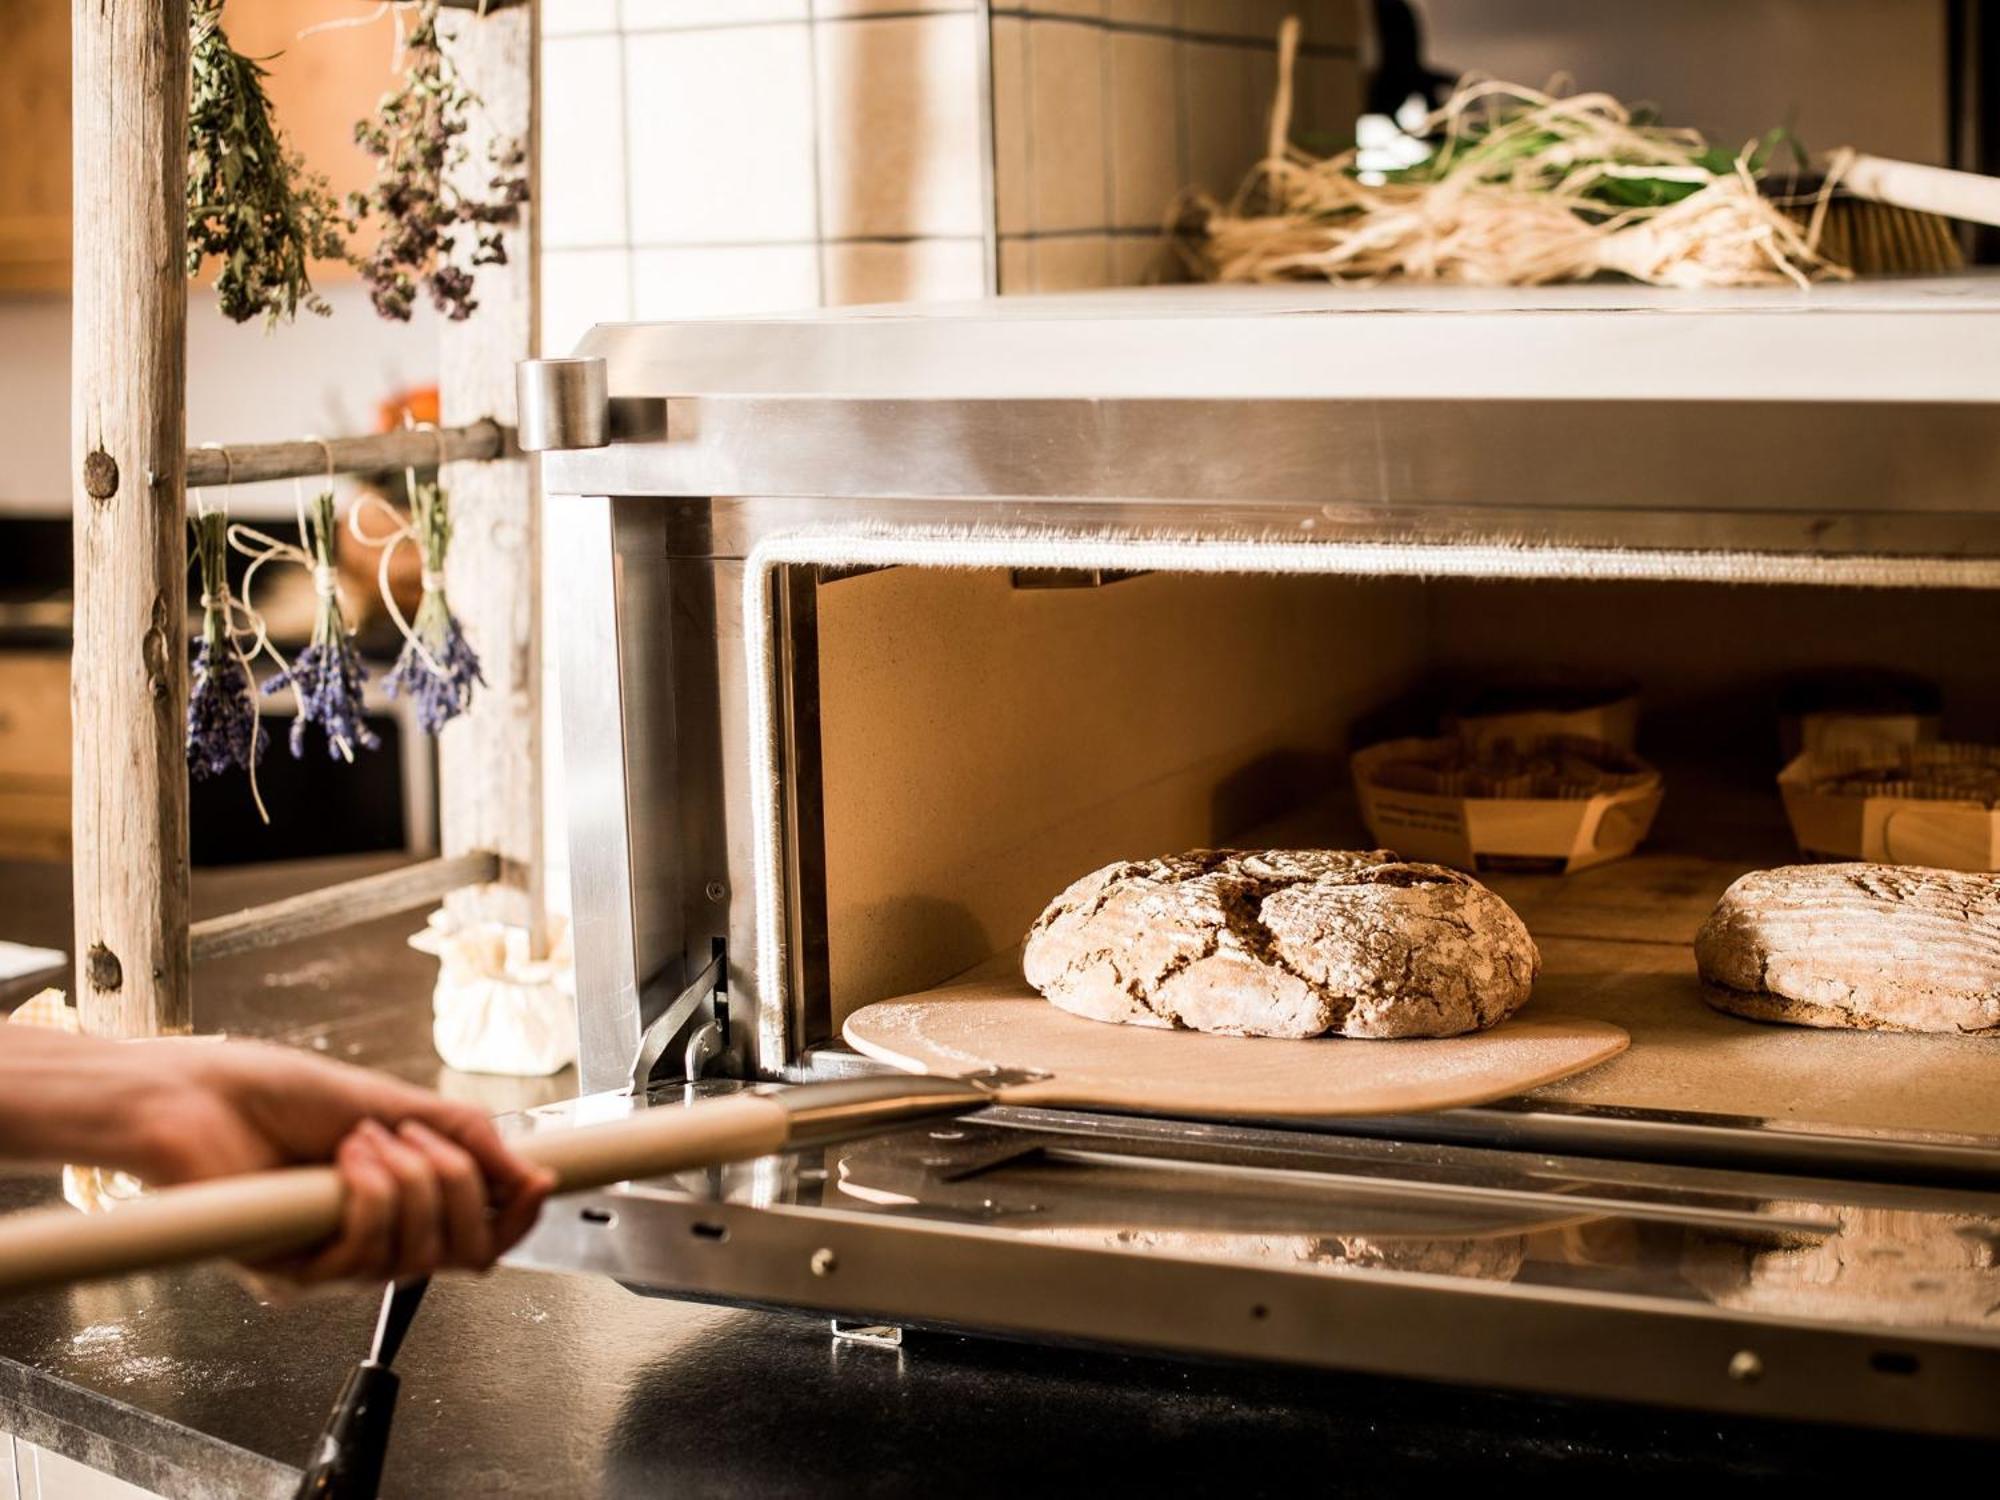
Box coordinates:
[411,910,577,1077]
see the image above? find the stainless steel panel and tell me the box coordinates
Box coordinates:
[506,1086,2000,1439]
[554,498,685,1094]
[544,398,2000,553]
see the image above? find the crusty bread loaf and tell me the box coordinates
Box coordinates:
[1695,863,2000,1034]
[1021,849,1539,1039]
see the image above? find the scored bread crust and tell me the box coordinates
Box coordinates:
[1694,863,2000,1035]
[1021,849,1540,1040]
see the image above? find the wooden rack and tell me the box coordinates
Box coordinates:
[72,1,543,1038]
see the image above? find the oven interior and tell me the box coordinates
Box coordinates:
[797,564,2000,1151]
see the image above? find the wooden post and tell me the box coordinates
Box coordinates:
[70,0,193,1037]
[437,1,545,950]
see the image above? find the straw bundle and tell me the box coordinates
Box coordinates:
[1184,20,1847,290]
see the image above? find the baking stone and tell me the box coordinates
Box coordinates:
[843,975,1629,1118]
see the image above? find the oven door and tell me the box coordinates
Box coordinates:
[503,1082,2000,1440]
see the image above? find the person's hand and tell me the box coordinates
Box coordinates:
[114,1040,556,1288]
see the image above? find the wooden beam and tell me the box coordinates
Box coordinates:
[71,0,192,1038]
[184,419,508,488]
[437,2,546,952]
[189,851,501,964]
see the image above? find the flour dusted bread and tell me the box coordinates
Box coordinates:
[1022,850,1539,1039]
[1695,863,2000,1034]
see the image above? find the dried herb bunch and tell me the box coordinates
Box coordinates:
[187,0,351,324]
[264,493,380,761]
[186,511,267,779]
[383,477,485,732]
[350,1,529,321]
[1186,20,1838,291]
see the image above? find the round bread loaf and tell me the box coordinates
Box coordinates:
[1695,863,2000,1034]
[1021,849,1539,1039]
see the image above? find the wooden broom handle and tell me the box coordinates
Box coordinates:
[0,1093,791,1300]
[1840,152,2000,229]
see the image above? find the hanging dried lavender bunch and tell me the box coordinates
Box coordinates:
[383,477,484,732]
[187,0,351,324]
[350,1,530,322]
[264,493,380,760]
[186,511,268,779]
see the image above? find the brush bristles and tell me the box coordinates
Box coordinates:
[1788,199,1964,275]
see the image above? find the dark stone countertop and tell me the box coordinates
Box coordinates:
[0,858,1990,1497]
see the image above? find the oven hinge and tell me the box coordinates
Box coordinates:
[629,936,729,1091]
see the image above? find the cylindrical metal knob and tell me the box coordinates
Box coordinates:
[516,356,609,452]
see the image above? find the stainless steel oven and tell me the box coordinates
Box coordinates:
[510,280,2000,1438]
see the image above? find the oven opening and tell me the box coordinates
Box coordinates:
[794,563,2000,1157]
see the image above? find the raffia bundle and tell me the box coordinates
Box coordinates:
[1185,19,1847,290]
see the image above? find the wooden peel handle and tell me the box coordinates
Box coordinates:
[0,1093,791,1300]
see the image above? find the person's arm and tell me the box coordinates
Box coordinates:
[0,1028,555,1286]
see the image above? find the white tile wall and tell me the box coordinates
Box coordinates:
[992,3,1363,290]
[545,0,619,35]
[990,15,1030,235]
[1113,233,1170,284]
[1180,38,1257,199]
[822,238,986,305]
[541,247,634,351]
[539,3,1363,312]
[621,0,809,28]
[540,35,629,247]
[814,13,986,238]
[1025,18,1109,232]
[1106,0,1176,23]
[623,25,819,245]
[813,0,977,13]
[1106,28,1178,230]
[1032,234,1116,290]
[996,1,1108,16]
[630,244,822,318]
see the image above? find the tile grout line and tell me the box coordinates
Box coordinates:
[993,7,1358,56]
[614,14,640,323]
[805,9,830,306]
[1098,8,1116,285]
[552,7,981,42]
[1020,14,1038,290]
[550,233,993,253]
[1172,0,1191,233]
[976,0,1002,296]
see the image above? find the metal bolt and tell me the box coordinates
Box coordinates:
[704,880,728,903]
[1727,1350,1763,1384]
[810,1248,837,1278]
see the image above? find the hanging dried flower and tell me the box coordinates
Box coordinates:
[263,493,380,760]
[185,511,268,779]
[187,0,352,324]
[349,0,530,322]
[382,477,484,732]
